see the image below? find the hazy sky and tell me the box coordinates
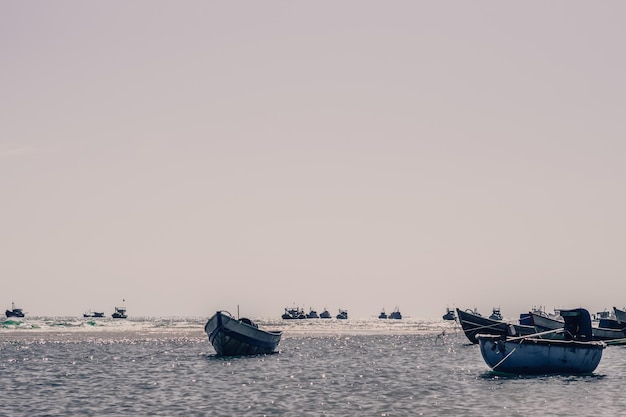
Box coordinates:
[2,1,625,319]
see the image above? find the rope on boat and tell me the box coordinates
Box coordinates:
[506,328,564,342]
[490,347,516,371]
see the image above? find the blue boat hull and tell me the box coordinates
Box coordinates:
[477,334,605,374]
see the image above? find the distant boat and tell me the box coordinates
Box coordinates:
[5,302,25,318]
[489,307,503,321]
[388,307,402,320]
[306,308,319,319]
[336,309,348,319]
[205,311,282,356]
[456,308,536,344]
[112,306,127,319]
[477,308,606,374]
[319,308,332,319]
[378,309,387,319]
[281,307,305,320]
[442,307,456,321]
[83,311,105,318]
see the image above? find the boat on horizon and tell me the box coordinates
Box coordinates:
[205,310,282,356]
[336,309,348,319]
[5,302,25,318]
[488,307,503,321]
[83,310,105,318]
[112,305,127,319]
[442,307,456,321]
[477,308,606,375]
[378,308,387,319]
[388,307,402,320]
[282,307,306,319]
[319,308,332,319]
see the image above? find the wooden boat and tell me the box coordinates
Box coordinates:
[388,307,402,320]
[456,308,536,344]
[112,306,127,319]
[477,309,606,374]
[281,307,305,319]
[5,302,25,318]
[530,310,625,341]
[488,307,503,321]
[442,307,456,321]
[614,306,626,324]
[306,308,319,319]
[205,311,282,356]
[336,309,348,319]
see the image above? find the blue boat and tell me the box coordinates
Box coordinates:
[205,311,282,356]
[5,302,25,318]
[477,308,606,374]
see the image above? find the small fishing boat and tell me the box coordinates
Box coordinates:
[477,308,606,374]
[613,306,626,324]
[378,309,387,319]
[388,307,402,320]
[336,309,348,319]
[306,308,319,319]
[319,308,332,319]
[530,309,625,341]
[281,307,305,319]
[488,307,503,321]
[442,307,456,321]
[83,311,105,318]
[112,306,127,319]
[205,311,282,356]
[456,308,536,344]
[5,302,25,318]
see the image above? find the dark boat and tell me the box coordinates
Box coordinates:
[83,311,105,318]
[319,308,332,319]
[488,307,503,321]
[306,308,319,319]
[477,308,606,375]
[281,307,306,319]
[530,310,625,341]
[336,309,348,319]
[205,311,282,356]
[388,307,402,320]
[456,308,536,344]
[378,309,387,319]
[442,307,456,321]
[112,306,127,319]
[5,302,25,318]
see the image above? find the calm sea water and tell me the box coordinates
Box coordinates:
[1,316,625,416]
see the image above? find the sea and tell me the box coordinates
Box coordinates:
[1,316,625,417]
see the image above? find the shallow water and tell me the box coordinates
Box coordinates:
[1,317,624,416]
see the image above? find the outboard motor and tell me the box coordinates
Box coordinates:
[560,308,593,341]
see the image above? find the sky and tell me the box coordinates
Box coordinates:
[2,1,626,319]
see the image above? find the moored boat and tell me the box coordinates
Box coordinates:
[112,306,127,319]
[530,309,625,341]
[378,309,387,319]
[442,307,456,321]
[477,308,606,374]
[205,311,282,356]
[319,308,332,319]
[614,306,626,324]
[306,308,319,319]
[388,307,402,320]
[5,302,25,318]
[456,308,536,344]
[336,309,348,319]
[282,307,305,319]
[488,307,503,321]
